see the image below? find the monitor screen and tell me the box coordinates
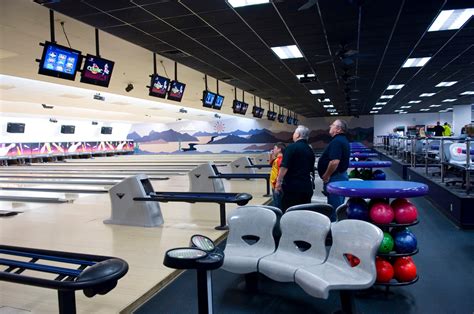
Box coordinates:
[286,116,293,124]
[61,125,75,134]
[149,74,170,98]
[278,114,285,123]
[293,118,298,125]
[202,90,217,108]
[101,127,113,134]
[232,100,242,113]
[167,80,186,102]
[80,54,115,87]
[213,94,224,110]
[252,106,264,118]
[267,111,277,121]
[38,41,82,81]
[7,123,25,133]
[240,102,249,115]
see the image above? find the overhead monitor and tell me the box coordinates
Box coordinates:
[213,94,224,110]
[286,116,293,124]
[267,110,277,121]
[252,106,264,118]
[167,80,186,102]
[101,126,113,134]
[278,114,285,123]
[7,123,25,133]
[149,74,170,98]
[61,125,75,134]
[232,100,242,114]
[202,90,217,108]
[80,54,115,87]
[38,41,82,81]
[240,102,249,115]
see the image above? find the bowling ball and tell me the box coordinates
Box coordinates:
[360,169,373,180]
[376,258,394,283]
[394,202,418,224]
[390,198,411,209]
[370,202,395,224]
[393,257,417,282]
[378,232,394,254]
[344,253,360,267]
[368,198,388,209]
[346,198,369,221]
[349,169,360,179]
[393,230,417,253]
[372,170,386,180]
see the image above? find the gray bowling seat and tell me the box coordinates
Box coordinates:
[222,205,281,274]
[188,162,225,193]
[294,219,383,299]
[258,210,331,282]
[229,157,256,174]
[286,203,333,220]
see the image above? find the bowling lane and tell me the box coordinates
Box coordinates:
[0,190,75,203]
[0,178,119,185]
[0,182,110,194]
[0,173,173,180]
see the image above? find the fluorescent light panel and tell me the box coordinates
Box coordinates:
[442,98,457,102]
[228,0,270,8]
[370,111,379,114]
[330,112,339,115]
[387,84,405,90]
[436,81,458,87]
[400,106,411,109]
[320,98,331,102]
[323,104,334,108]
[310,89,325,94]
[271,45,303,59]
[402,57,431,68]
[420,109,430,111]
[429,104,441,107]
[372,107,382,110]
[375,102,387,105]
[420,93,436,97]
[296,73,316,79]
[380,95,394,99]
[428,9,474,32]
[409,100,421,104]
[460,91,474,95]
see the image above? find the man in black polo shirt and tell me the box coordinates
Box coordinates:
[433,121,444,136]
[275,125,315,211]
[317,119,350,221]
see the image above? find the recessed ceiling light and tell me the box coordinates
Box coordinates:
[380,95,394,99]
[400,106,411,109]
[296,73,315,79]
[429,104,441,107]
[442,98,457,102]
[271,45,303,59]
[375,102,387,105]
[460,91,474,95]
[420,109,430,111]
[387,84,405,90]
[310,89,325,94]
[402,57,431,68]
[428,9,474,32]
[323,104,334,108]
[228,0,270,8]
[408,100,421,104]
[420,93,436,97]
[436,81,458,87]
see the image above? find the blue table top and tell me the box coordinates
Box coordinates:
[326,180,428,198]
[350,152,378,157]
[349,161,392,168]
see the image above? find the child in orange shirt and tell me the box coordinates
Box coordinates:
[270,142,286,209]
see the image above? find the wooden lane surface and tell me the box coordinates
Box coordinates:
[0,173,271,313]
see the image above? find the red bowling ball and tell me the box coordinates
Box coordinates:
[390,198,411,209]
[370,202,395,224]
[394,203,418,224]
[375,258,394,283]
[393,257,417,282]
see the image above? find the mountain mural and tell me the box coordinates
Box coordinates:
[210,131,280,144]
[130,129,198,142]
[127,131,142,141]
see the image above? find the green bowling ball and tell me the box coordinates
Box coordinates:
[378,232,394,254]
[360,169,373,180]
[349,169,360,178]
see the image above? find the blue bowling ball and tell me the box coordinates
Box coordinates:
[394,230,417,253]
[373,170,386,180]
[346,198,369,221]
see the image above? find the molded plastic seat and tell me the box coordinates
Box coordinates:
[286,203,333,220]
[222,205,280,274]
[295,219,383,299]
[258,210,331,282]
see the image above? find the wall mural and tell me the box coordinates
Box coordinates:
[128,115,374,155]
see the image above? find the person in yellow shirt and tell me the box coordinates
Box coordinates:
[443,122,452,136]
[269,142,286,209]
